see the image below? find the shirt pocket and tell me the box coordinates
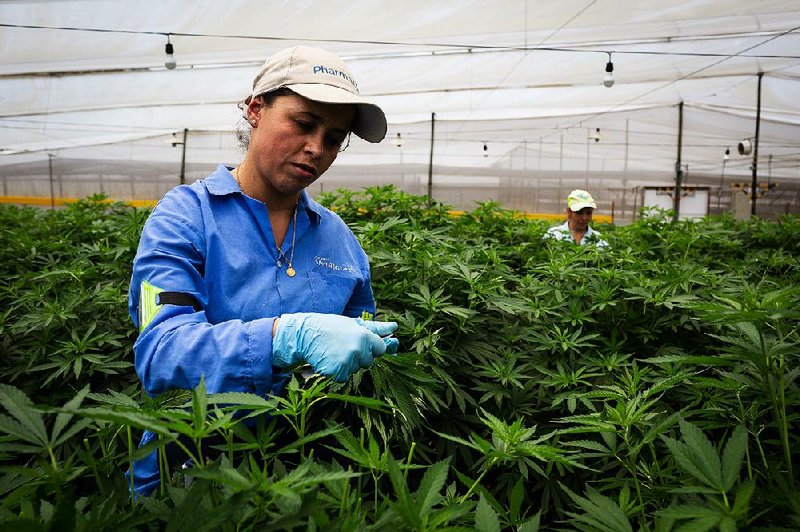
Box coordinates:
[308,269,359,315]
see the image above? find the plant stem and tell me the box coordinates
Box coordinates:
[83,438,104,495]
[460,457,497,503]
[227,429,234,465]
[759,328,793,483]
[776,368,793,482]
[126,425,135,506]
[48,446,58,473]
[373,472,379,514]
[736,394,753,481]
[159,443,168,497]
[621,431,645,516]
[404,442,416,480]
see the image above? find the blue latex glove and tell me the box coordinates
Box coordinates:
[273,313,399,382]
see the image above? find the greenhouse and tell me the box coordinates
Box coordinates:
[3,0,800,219]
[1,1,799,530]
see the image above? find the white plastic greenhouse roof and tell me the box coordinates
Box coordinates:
[1,0,800,198]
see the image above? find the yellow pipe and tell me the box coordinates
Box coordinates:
[0,195,157,208]
[0,195,613,223]
[446,210,614,223]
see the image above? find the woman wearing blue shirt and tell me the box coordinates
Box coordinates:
[127,46,398,495]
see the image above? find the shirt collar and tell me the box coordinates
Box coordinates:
[206,165,240,195]
[564,220,594,234]
[206,164,322,224]
[298,190,322,224]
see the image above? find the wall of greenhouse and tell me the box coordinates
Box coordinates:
[2,153,797,223]
[3,103,798,221]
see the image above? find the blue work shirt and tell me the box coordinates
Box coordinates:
[127,164,376,495]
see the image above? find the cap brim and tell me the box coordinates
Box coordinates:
[287,83,387,143]
[569,201,597,211]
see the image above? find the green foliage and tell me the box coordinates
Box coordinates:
[1,187,799,528]
[0,196,142,405]
[561,484,633,532]
[658,420,754,530]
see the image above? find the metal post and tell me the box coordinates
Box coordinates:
[179,128,188,185]
[751,72,763,216]
[586,128,590,171]
[48,153,55,209]
[624,119,629,172]
[427,113,435,205]
[767,153,772,189]
[674,102,684,221]
[538,137,542,170]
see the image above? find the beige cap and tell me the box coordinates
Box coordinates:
[246,46,387,143]
[567,189,597,211]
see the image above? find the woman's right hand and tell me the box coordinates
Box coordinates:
[272,313,398,382]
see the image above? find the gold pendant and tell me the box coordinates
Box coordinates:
[286,267,296,277]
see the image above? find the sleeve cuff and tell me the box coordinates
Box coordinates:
[245,317,276,397]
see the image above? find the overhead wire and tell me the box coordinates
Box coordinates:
[1,22,799,63]
[539,23,800,141]
[446,0,598,146]
[1,21,799,167]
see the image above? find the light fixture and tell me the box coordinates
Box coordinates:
[723,147,730,161]
[483,141,488,157]
[394,132,405,147]
[590,127,601,142]
[738,139,752,155]
[164,35,177,70]
[169,132,184,147]
[603,52,614,88]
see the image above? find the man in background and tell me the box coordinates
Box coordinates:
[545,189,608,247]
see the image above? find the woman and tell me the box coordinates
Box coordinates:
[127,46,398,496]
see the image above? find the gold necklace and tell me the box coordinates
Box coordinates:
[281,205,298,277]
[233,167,298,278]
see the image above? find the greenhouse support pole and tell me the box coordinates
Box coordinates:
[673,101,684,221]
[48,153,55,209]
[538,138,542,169]
[427,113,435,206]
[624,119,630,171]
[179,128,188,185]
[751,72,763,216]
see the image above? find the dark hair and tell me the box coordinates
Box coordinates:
[235,87,296,150]
[258,87,296,107]
[235,86,353,152]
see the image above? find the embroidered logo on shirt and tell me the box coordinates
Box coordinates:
[315,256,355,272]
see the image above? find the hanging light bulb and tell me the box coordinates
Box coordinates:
[164,35,177,70]
[394,132,405,147]
[483,142,488,157]
[603,52,614,88]
[723,147,730,161]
